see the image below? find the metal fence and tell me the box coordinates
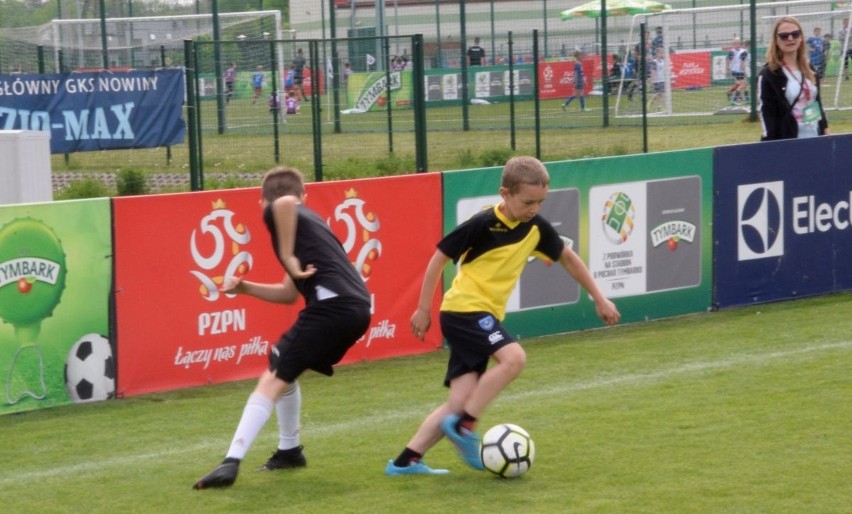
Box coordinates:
[180,31,647,187]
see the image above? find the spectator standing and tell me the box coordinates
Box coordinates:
[467,37,486,66]
[758,16,830,140]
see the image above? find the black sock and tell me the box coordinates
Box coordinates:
[459,411,477,432]
[393,448,422,467]
[222,457,241,465]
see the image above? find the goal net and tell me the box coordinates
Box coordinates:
[0,10,282,73]
[615,0,852,118]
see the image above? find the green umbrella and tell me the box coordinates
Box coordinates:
[560,0,672,20]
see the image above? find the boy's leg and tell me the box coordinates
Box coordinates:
[194,370,289,489]
[259,381,307,470]
[461,343,525,418]
[386,372,479,476]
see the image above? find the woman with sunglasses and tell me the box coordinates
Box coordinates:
[758,16,830,140]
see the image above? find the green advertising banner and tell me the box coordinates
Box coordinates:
[424,65,535,107]
[345,65,535,111]
[0,200,112,415]
[346,71,413,112]
[441,149,713,339]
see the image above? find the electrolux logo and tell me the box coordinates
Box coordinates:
[737,181,784,261]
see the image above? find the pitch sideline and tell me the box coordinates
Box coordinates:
[1,340,848,485]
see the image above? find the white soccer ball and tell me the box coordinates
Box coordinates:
[64,334,116,403]
[480,423,535,478]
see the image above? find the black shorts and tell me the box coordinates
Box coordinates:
[439,311,516,387]
[732,72,745,80]
[269,296,371,383]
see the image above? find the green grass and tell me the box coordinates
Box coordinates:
[2,293,851,513]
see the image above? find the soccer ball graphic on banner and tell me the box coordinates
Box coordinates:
[480,423,535,478]
[64,334,116,403]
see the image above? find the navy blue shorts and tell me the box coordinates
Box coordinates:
[270,297,371,383]
[439,311,516,387]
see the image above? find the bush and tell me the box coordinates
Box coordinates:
[455,148,477,169]
[116,168,149,196]
[375,153,416,176]
[204,175,258,191]
[478,148,515,167]
[54,178,112,200]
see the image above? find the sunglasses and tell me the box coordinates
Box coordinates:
[777,30,802,41]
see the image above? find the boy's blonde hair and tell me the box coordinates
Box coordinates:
[501,156,550,194]
[261,166,305,202]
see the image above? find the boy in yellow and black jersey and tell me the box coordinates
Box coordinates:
[386,156,621,475]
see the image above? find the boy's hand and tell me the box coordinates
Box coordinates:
[595,298,621,327]
[220,276,244,294]
[410,307,432,340]
[285,257,317,280]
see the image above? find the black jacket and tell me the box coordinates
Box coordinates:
[757,64,828,141]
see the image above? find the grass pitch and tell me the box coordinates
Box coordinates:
[2,292,851,513]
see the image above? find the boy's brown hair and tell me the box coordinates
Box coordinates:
[501,156,550,194]
[262,166,305,203]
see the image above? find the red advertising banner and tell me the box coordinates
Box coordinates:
[114,173,443,397]
[538,52,711,98]
[538,58,598,99]
[303,173,444,364]
[670,51,711,90]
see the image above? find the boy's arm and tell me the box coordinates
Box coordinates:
[272,196,316,280]
[411,249,451,340]
[557,245,621,326]
[220,274,300,304]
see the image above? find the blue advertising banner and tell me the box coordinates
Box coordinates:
[0,69,185,154]
[713,134,852,308]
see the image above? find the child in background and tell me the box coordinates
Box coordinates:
[562,50,586,112]
[648,47,667,112]
[268,90,281,121]
[285,90,300,115]
[252,65,265,104]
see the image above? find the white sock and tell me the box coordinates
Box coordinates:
[226,392,273,460]
[275,381,302,451]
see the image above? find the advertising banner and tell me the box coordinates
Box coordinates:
[299,173,445,363]
[670,52,711,89]
[0,200,112,415]
[422,65,535,106]
[713,134,852,308]
[442,149,713,339]
[347,71,412,112]
[0,69,185,154]
[539,59,597,100]
[114,173,443,397]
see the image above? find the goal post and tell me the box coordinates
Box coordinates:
[615,0,852,118]
[0,10,283,74]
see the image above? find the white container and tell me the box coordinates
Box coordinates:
[0,130,53,205]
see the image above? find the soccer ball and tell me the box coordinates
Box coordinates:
[480,423,535,478]
[64,334,116,403]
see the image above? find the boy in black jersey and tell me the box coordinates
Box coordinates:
[386,156,620,475]
[195,167,371,489]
